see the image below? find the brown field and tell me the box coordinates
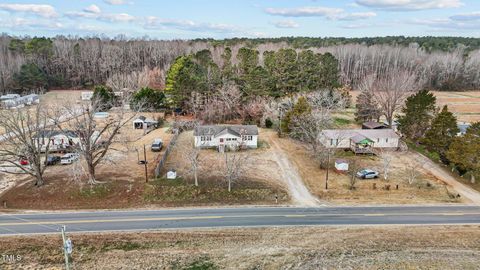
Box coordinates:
[350,90,480,123]
[1,226,479,269]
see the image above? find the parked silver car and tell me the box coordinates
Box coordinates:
[356,169,379,179]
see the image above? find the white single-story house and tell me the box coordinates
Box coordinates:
[33,130,80,152]
[319,129,400,154]
[33,130,101,152]
[194,125,258,149]
[133,116,158,129]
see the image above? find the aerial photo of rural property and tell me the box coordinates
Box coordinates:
[1,0,480,269]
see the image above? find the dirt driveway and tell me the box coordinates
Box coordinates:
[409,152,480,204]
[264,131,322,206]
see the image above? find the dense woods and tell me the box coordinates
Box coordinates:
[3,35,480,96]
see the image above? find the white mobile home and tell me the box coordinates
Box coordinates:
[0,94,39,109]
[319,129,400,154]
[33,130,101,152]
[194,125,258,149]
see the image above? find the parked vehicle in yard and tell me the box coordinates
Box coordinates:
[60,153,79,165]
[356,169,379,179]
[151,138,163,152]
[45,156,61,166]
[19,157,29,166]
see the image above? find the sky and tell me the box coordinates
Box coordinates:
[1,0,480,39]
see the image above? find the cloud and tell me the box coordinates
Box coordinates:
[0,17,63,30]
[104,0,129,5]
[84,4,101,14]
[99,13,135,22]
[265,6,375,21]
[65,10,135,23]
[265,6,343,18]
[340,23,374,29]
[0,3,57,18]
[273,20,300,28]
[355,0,463,11]
[337,12,377,21]
[450,12,480,21]
[408,18,480,30]
[144,16,239,33]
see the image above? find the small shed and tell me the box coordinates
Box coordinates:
[133,116,158,129]
[166,170,177,180]
[81,91,94,101]
[335,159,349,172]
[362,121,386,130]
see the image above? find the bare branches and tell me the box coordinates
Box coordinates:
[405,161,423,185]
[54,94,142,184]
[359,69,422,126]
[0,104,54,186]
[378,150,394,181]
[223,149,250,192]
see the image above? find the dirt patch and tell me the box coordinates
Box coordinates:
[1,226,479,269]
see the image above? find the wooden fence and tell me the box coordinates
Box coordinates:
[154,130,180,177]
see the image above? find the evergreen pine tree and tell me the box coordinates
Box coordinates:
[422,105,459,161]
[398,89,437,142]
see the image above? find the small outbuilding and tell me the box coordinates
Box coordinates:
[334,159,349,172]
[362,121,386,130]
[166,170,177,180]
[133,116,158,129]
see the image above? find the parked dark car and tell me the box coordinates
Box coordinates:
[151,138,163,152]
[45,156,61,166]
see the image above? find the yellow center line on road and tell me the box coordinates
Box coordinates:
[0,212,478,226]
[0,216,225,226]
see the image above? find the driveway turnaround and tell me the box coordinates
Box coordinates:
[1,206,480,235]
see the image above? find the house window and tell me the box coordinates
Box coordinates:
[242,135,253,141]
[330,139,333,146]
[377,138,380,143]
[386,138,389,143]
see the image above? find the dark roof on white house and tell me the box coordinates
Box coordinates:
[194,125,259,137]
[321,129,399,141]
[33,130,78,138]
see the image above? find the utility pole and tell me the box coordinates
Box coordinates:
[325,150,330,190]
[61,226,70,270]
[143,144,148,183]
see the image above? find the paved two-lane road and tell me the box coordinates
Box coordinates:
[1,206,480,235]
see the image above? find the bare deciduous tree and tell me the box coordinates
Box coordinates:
[181,134,202,187]
[0,104,53,186]
[222,147,250,192]
[53,95,142,184]
[405,161,423,185]
[348,159,361,190]
[359,69,422,126]
[378,150,394,181]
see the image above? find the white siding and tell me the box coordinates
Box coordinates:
[195,134,258,148]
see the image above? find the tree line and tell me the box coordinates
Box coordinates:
[3,35,480,95]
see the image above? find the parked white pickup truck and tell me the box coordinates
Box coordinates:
[60,153,79,165]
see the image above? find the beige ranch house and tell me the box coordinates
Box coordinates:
[319,129,400,154]
[194,125,258,149]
